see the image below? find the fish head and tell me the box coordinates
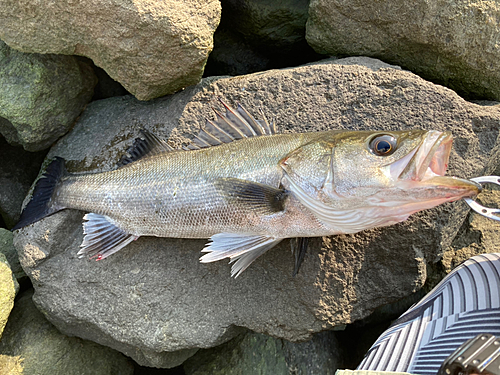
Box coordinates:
[281,130,481,231]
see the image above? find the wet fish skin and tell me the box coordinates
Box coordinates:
[13,102,481,277]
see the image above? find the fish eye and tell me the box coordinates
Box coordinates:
[369,135,397,156]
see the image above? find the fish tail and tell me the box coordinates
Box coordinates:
[12,157,67,230]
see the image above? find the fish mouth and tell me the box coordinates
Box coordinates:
[390,131,481,198]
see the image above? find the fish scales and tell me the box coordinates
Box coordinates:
[55,132,330,239]
[13,101,481,276]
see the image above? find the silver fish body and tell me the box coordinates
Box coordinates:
[56,132,332,239]
[14,102,481,276]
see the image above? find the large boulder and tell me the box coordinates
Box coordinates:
[306,0,500,101]
[206,0,321,77]
[0,137,46,228]
[221,0,310,53]
[13,57,500,367]
[0,229,25,282]
[0,253,17,339]
[0,41,96,151]
[184,330,341,375]
[0,290,133,375]
[0,0,221,101]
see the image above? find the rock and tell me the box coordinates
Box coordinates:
[13,57,500,367]
[0,229,25,281]
[91,64,129,101]
[441,161,500,274]
[306,0,500,101]
[205,0,322,77]
[0,41,97,151]
[0,253,18,339]
[203,29,273,77]
[222,0,309,53]
[0,355,23,375]
[0,289,134,375]
[0,137,47,228]
[184,330,341,375]
[0,0,221,101]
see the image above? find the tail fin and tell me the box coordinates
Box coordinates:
[12,157,67,230]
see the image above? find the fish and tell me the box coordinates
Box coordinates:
[13,100,481,277]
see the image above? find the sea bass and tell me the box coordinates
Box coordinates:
[13,101,481,277]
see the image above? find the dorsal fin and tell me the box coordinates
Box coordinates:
[190,99,276,149]
[118,130,173,166]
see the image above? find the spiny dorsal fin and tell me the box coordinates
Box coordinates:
[118,130,173,166]
[191,99,276,149]
[78,213,138,260]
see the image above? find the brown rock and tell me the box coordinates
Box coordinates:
[0,0,221,100]
[306,0,500,101]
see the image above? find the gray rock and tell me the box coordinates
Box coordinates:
[204,29,273,77]
[0,289,134,375]
[306,0,500,101]
[0,41,97,151]
[0,137,46,228]
[205,0,321,77]
[184,330,341,375]
[0,229,25,281]
[0,0,221,101]
[13,57,500,367]
[0,252,18,339]
[223,0,309,53]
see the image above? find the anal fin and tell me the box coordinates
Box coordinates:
[200,233,282,277]
[78,213,138,260]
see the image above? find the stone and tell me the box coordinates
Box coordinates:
[203,29,273,77]
[0,0,221,101]
[222,0,309,53]
[0,137,46,228]
[184,330,341,375]
[440,143,500,276]
[0,289,134,375]
[206,0,321,77]
[13,57,500,367]
[306,0,500,101]
[0,229,25,281]
[0,253,18,339]
[0,41,97,151]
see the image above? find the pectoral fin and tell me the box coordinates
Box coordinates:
[200,233,282,277]
[215,178,288,215]
[78,213,138,260]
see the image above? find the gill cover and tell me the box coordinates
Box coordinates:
[280,140,334,201]
[279,139,373,233]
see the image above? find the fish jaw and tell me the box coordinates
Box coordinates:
[389,131,481,202]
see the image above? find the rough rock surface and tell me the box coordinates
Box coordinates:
[306,0,500,101]
[222,0,310,53]
[184,330,341,375]
[0,253,18,339]
[206,0,321,77]
[0,290,134,375]
[0,229,25,281]
[0,41,97,151]
[0,0,221,101]
[13,57,500,367]
[0,137,47,228]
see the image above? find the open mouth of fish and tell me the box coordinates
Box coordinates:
[390,131,481,197]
